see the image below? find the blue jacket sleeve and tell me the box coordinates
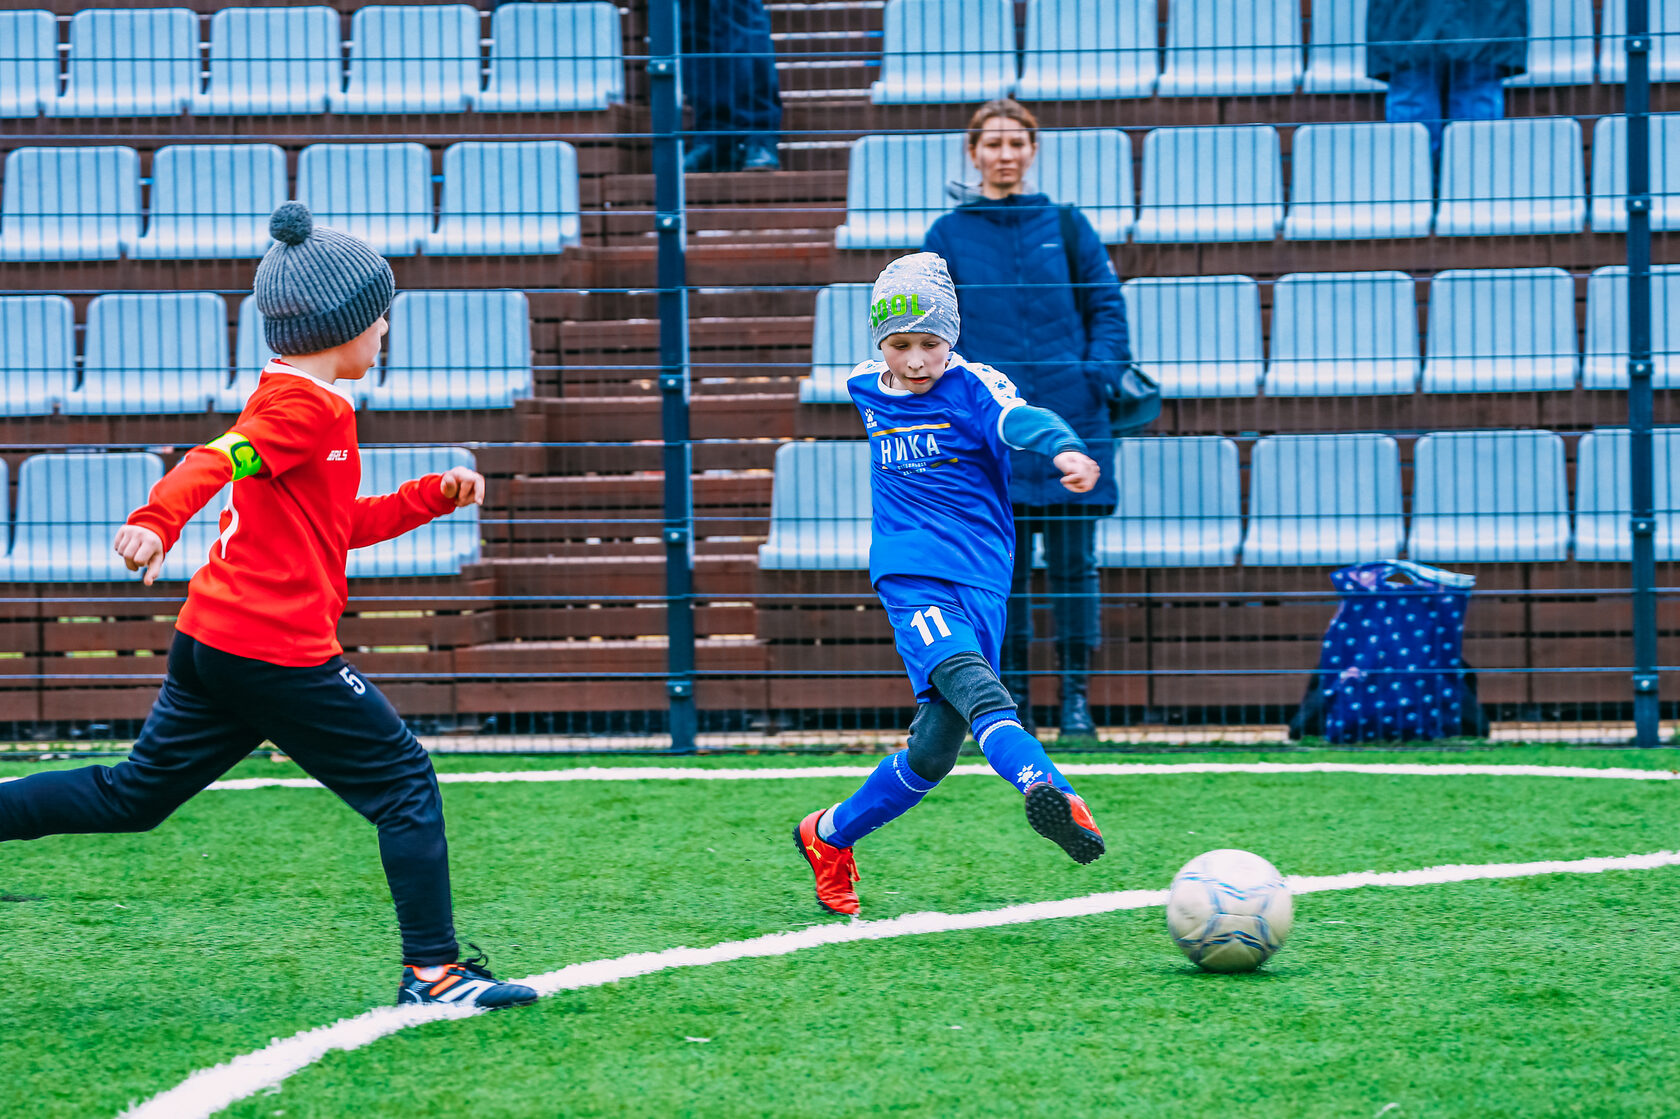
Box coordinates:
[1001,403,1088,458]
[1071,207,1131,386]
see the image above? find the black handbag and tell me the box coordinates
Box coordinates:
[1058,204,1160,437]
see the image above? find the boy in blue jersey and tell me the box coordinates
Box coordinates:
[795,253,1107,916]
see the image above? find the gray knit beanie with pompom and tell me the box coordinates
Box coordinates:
[253,201,395,356]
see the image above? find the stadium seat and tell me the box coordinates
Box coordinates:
[49,8,197,117]
[1157,0,1302,97]
[1420,268,1577,393]
[197,6,342,116]
[1601,0,1680,82]
[758,441,872,570]
[1590,114,1680,232]
[1574,428,1680,561]
[346,447,482,577]
[229,295,278,412]
[479,1,624,111]
[1301,0,1385,93]
[1265,272,1420,397]
[1507,0,1595,85]
[1134,126,1284,243]
[131,145,288,259]
[1017,0,1157,100]
[1283,122,1432,241]
[0,295,76,416]
[1409,430,1571,562]
[1583,265,1680,389]
[1242,434,1405,566]
[296,142,433,256]
[70,293,230,415]
[3,452,166,582]
[171,486,231,581]
[1122,275,1264,398]
[0,11,57,118]
[871,0,1016,105]
[426,141,581,256]
[334,4,481,114]
[1095,437,1241,567]
[0,145,141,261]
[834,133,967,250]
[801,284,873,404]
[1435,118,1586,236]
[1035,129,1134,244]
[363,291,532,410]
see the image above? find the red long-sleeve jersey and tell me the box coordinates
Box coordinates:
[128,361,456,666]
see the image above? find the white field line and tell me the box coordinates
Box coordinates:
[120,848,1680,1119]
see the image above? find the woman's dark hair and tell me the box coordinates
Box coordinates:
[965,98,1039,150]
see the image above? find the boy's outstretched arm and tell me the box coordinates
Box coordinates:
[999,403,1101,493]
[347,466,483,549]
[118,431,269,585]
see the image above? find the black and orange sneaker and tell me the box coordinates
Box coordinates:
[1024,782,1106,865]
[794,808,861,916]
[397,946,537,1009]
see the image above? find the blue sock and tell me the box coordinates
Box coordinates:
[973,708,1075,795]
[824,751,938,848]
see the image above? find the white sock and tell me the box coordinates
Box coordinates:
[410,964,450,981]
[816,804,841,843]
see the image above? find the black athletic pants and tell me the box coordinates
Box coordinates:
[0,632,458,966]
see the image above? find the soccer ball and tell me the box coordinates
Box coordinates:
[1166,849,1294,973]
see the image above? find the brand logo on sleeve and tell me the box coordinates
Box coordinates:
[326,449,349,461]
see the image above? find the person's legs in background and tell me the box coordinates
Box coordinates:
[1003,506,1040,736]
[680,0,782,173]
[1384,55,1448,162]
[1045,505,1101,740]
[1444,59,1505,127]
[680,0,737,172]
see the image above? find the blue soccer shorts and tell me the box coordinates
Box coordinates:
[876,573,1007,702]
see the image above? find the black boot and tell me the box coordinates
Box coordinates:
[1002,639,1037,738]
[1057,646,1097,741]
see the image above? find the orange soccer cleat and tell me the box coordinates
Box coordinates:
[1023,782,1106,865]
[794,808,862,915]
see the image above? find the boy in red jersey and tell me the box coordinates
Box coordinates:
[0,202,535,1010]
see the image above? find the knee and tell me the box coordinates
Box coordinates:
[905,701,968,783]
[928,652,1016,725]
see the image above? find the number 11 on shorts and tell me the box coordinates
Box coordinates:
[909,606,952,646]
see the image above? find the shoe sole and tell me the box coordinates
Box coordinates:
[792,821,857,916]
[1024,784,1106,865]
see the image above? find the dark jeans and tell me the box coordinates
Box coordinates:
[1385,57,1504,160]
[0,632,458,966]
[1006,504,1102,670]
[681,0,782,150]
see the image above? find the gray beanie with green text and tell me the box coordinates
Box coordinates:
[869,251,961,348]
[253,201,395,356]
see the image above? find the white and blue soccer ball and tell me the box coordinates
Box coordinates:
[1166,849,1294,973]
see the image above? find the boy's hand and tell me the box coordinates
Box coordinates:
[439,467,485,508]
[1054,451,1100,494]
[113,524,166,585]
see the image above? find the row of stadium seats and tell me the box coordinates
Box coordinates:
[804,266,1680,402]
[760,429,1680,569]
[874,0,1679,102]
[836,117,1671,248]
[0,4,621,118]
[0,447,480,582]
[0,290,532,415]
[0,142,580,261]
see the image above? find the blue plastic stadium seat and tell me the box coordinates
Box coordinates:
[426,141,580,256]
[1134,126,1284,243]
[1242,434,1405,566]
[1157,0,1302,97]
[0,11,58,118]
[1017,0,1157,100]
[758,442,872,570]
[1574,428,1680,561]
[1283,122,1432,240]
[1302,0,1385,93]
[1409,430,1570,562]
[480,2,623,111]
[1507,0,1595,86]
[228,295,277,411]
[1602,0,1680,81]
[1583,265,1680,389]
[4,453,166,582]
[1035,128,1134,244]
[834,134,967,250]
[1435,118,1586,236]
[71,293,229,415]
[802,284,873,404]
[1122,275,1264,398]
[1266,272,1420,397]
[1590,114,1680,232]
[0,296,75,416]
[872,0,1016,104]
[0,145,140,261]
[363,291,532,411]
[346,447,481,577]
[1421,268,1577,393]
[1096,437,1241,567]
[197,6,342,116]
[132,145,288,259]
[49,8,197,117]
[334,4,481,114]
[296,142,433,256]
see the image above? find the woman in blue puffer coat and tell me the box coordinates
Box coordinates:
[923,98,1132,740]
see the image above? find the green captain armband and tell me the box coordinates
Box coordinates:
[206,431,263,480]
